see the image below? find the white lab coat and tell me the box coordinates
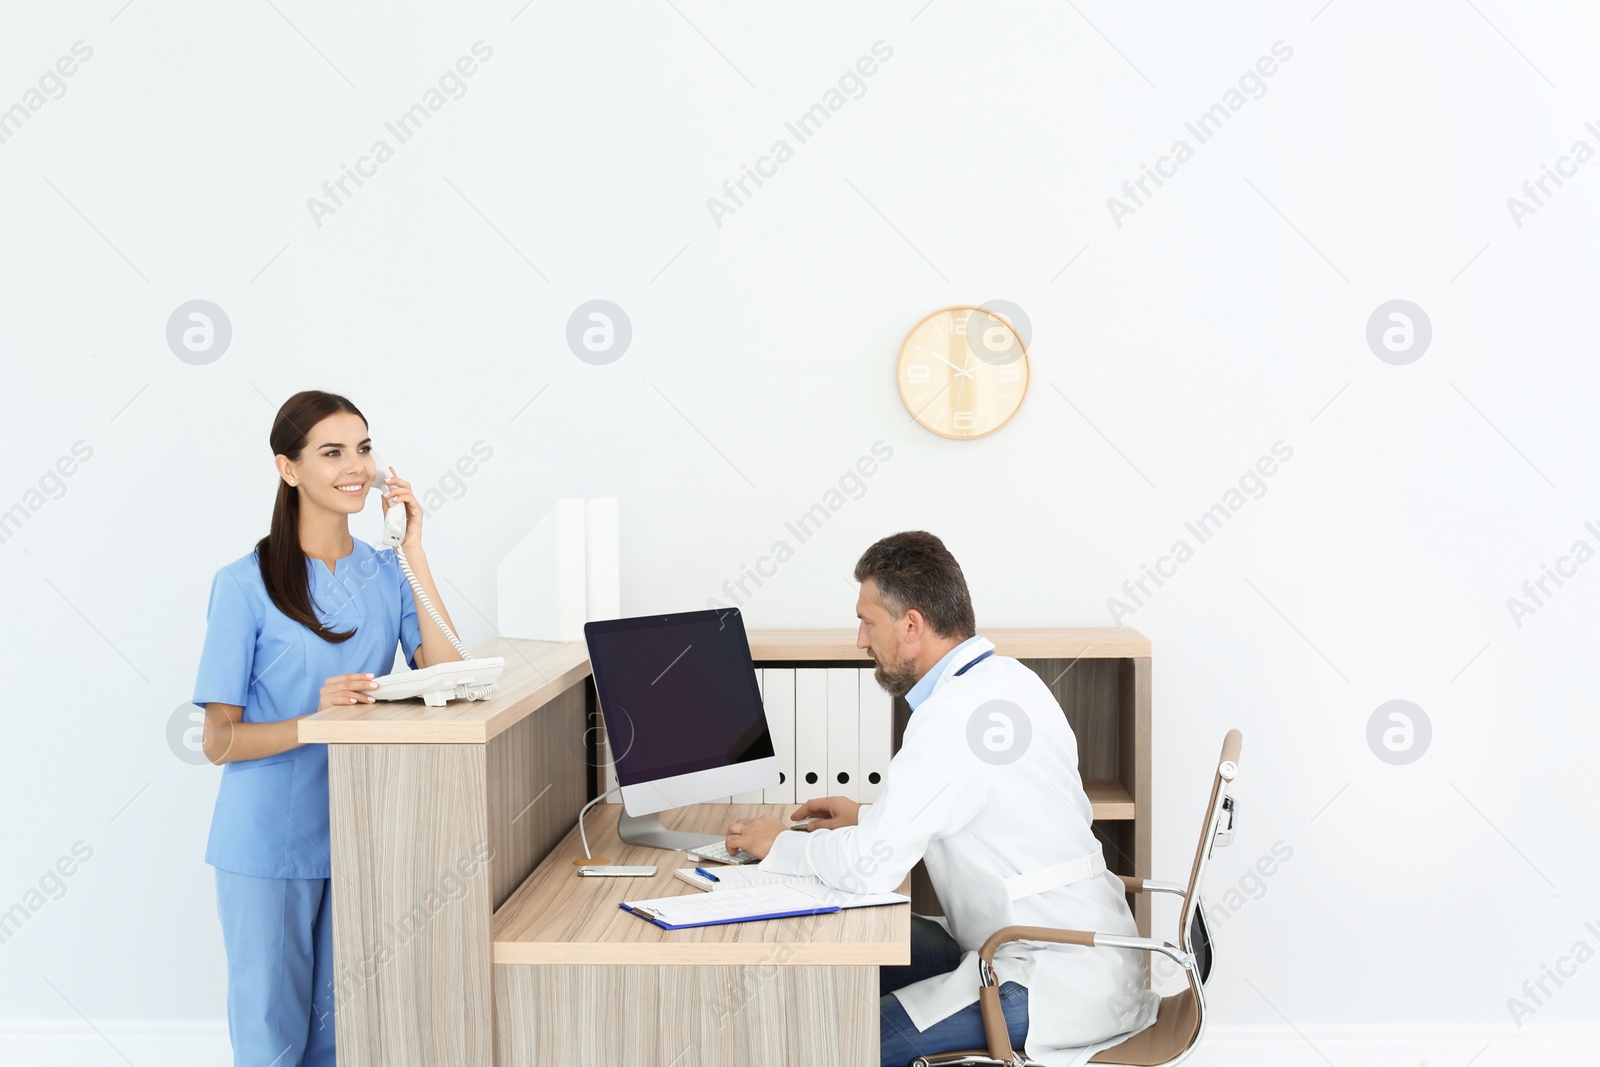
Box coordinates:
[760,636,1161,1066]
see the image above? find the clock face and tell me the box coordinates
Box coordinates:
[897,306,1029,439]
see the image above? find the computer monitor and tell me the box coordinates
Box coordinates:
[583,608,778,851]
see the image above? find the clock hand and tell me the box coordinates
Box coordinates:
[921,349,974,379]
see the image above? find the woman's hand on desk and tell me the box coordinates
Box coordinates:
[790,795,860,830]
[319,673,379,709]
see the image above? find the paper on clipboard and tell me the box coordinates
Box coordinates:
[619,884,841,929]
[785,881,909,909]
[672,868,909,909]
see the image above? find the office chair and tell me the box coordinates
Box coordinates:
[911,729,1243,1067]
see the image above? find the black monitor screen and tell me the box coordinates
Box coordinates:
[584,609,774,786]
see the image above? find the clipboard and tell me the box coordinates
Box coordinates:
[618,884,842,930]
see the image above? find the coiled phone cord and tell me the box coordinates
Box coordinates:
[395,544,497,701]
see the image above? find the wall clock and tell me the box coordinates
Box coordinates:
[896,305,1029,439]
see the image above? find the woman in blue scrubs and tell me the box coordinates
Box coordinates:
[191,389,464,1066]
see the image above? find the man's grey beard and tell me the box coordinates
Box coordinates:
[873,653,919,698]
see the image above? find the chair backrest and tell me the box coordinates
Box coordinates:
[1087,730,1241,1066]
[1177,729,1241,975]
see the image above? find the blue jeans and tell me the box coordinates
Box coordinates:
[880,914,1029,1067]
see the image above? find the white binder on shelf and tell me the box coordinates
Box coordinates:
[497,498,586,641]
[826,668,860,801]
[858,669,892,803]
[584,497,620,622]
[762,668,796,805]
[730,668,767,804]
[794,669,829,800]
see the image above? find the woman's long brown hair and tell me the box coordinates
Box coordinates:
[255,390,366,643]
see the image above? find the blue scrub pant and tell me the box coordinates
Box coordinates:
[214,869,337,1067]
[880,914,1029,1067]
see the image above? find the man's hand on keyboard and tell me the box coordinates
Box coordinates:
[724,815,785,861]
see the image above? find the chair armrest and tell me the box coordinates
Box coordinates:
[1114,875,1187,897]
[979,926,1195,971]
[1091,932,1197,969]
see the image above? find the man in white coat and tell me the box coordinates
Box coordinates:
[726,531,1160,1066]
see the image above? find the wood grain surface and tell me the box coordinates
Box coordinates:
[493,961,879,1066]
[491,804,912,966]
[328,743,495,1067]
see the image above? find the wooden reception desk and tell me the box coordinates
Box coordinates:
[299,629,1151,1067]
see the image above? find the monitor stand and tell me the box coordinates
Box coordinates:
[617,811,723,852]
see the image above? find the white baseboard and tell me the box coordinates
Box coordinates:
[1,1020,1595,1065]
[0,1020,229,1067]
[1188,1023,1600,1066]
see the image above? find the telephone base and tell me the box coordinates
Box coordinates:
[371,656,505,706]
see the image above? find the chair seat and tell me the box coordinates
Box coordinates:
[913,728,1239,1067]
[1089,989,1200,1066]
[913,989,1199,1067]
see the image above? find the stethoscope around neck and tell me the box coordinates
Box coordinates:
[953,647,994,677]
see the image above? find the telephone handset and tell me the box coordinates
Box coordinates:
[366,455,503,705]
[378,463,407,550]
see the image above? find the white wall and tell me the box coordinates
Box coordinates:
[3,0,1597,1061]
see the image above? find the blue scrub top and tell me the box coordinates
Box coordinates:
[192,540,422,879]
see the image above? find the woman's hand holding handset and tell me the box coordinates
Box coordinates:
[378,465,423,550]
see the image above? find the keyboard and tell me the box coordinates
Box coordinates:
[686,840,758,865]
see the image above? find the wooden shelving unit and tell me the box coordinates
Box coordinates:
[746,628,1153,937]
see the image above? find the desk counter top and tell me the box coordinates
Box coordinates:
[299,627,1150,745]
[300,636,588,744]
[491,804,911,967]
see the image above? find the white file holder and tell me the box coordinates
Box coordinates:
[730,668,768,804]
[826,668,861,800]
[585,497,620,622]
[858,669,892,803]
[497,497,587,641]
[794,669,829,799]
[763,668,797,805]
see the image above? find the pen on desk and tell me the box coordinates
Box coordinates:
[694,867,720,883]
